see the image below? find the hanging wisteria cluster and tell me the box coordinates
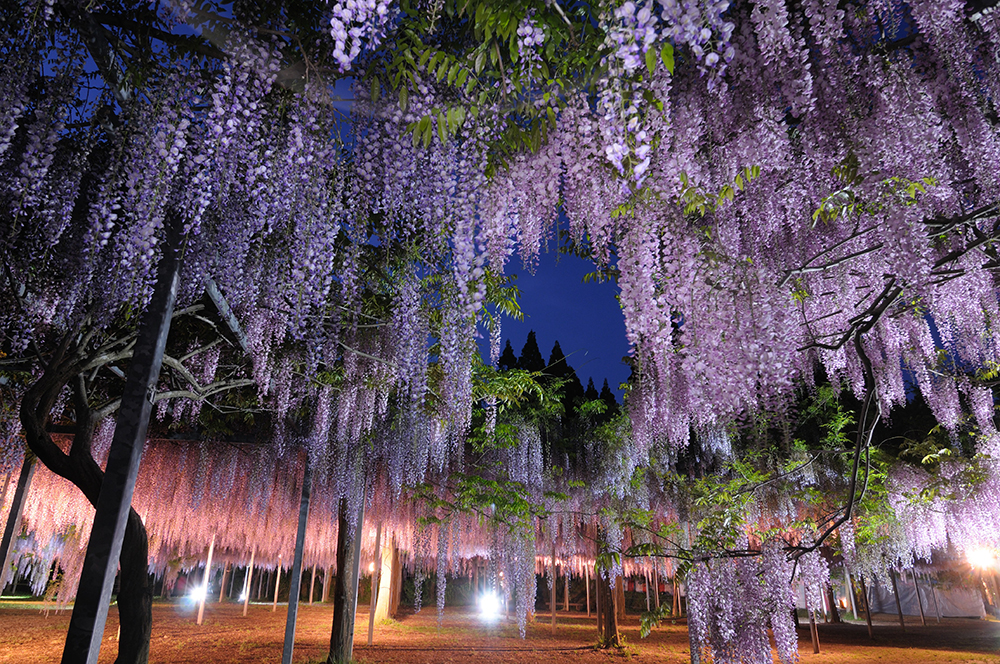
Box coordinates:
[5,0,1000,661]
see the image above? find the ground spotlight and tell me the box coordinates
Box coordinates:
[478,592,501,620]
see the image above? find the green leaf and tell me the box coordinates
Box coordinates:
[399,86,409,113]
[370,77,380,104]
[645,47,658,76]
[660,43,675,75]
[437,110,447,144]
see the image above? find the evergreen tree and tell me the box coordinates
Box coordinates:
[584,378,599,401]
[497,339,518,371]
[516,330,545,373]
[599,379,618,412]
[547,341,569,377]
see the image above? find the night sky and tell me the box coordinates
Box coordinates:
[481,244,631,398]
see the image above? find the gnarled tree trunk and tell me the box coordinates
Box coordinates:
[20,347,152,664]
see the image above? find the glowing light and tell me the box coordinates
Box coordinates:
[368,562,375,573]
[239,592,247,602]
[479,592,501,620]
[189,584,208,602]
[969,547,996,569]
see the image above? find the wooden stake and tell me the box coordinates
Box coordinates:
[197,534,215,626]
[564,565,570,612]
[847,571,858,620]
[585,565,591,617]
[929,577,942,623]
[281,457,312,664]
[309,565,317,605]
[272,556,282,613]
[910,570,926,626]
[889,569,906,631]
[653,567,660,610]
[0,456,35,594]
[367,522,382,646]
[550,540,557,633]
[322,564,333,603]
[645,569,651,612]
[809,609,820,654]
[218,562,230,602]
[61,222,180,664]
[858,574,874,640]
[243,546,255,617]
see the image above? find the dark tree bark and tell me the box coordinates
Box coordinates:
[328,496,365,664]
[595,570,620,648]
[20,342,152,664]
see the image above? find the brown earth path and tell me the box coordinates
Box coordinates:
[0,599,997,663]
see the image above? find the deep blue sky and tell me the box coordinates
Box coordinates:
[481,246,631,397]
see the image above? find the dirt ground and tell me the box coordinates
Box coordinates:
[0,599,997,664]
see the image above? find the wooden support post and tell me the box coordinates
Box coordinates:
[374,537,397,621]
[329,495,366,664]
[653,567,660,610]
[910,570,926,626]
[197,535,215,626]
[243,546,256,617]
[281,457,312,664]
[858,574,874,640]
[218,562,230,602]
[645,570,651,612]
[585,566,591,617]
[367,522,382,646]
[672,577,679,616]
[323,564,333,603]
[309,565,317,605]
[929,577,942,623]
[809,609,820,654]
[890,569,906,631]
[273,556,282,613]
[0,455,35,593]
[61,223,180,664]
[847,571,858,620]
[550,540,557,633]
[564,566,570,612]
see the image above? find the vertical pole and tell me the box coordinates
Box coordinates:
[550,540,557,633]
[847,571,858,620]
[197,535,215,626]
[243,545,255,617]
[910,570,926,626]
[564,566,570,612]
[281,457,312,664]
[929,577,942,623]
[367,522,381,646]
[653,567,660,610]
[218,562,230,602]
[272,557,282,612]
[890,569,906,631]
[859,574,874,640]
[585,565,591,617]
[0,455,36,593]
[322,564,333,603]
[61,221,180,664]
[309,565,317,605]
[645,569,651,612]
[809,609,820,654]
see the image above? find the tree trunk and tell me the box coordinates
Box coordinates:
[595,569,619,648]
[327,496,365,664]
[890,570,906,631]
[374,537,398,621]
[824,582,842,623]
[21,369,153,664]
